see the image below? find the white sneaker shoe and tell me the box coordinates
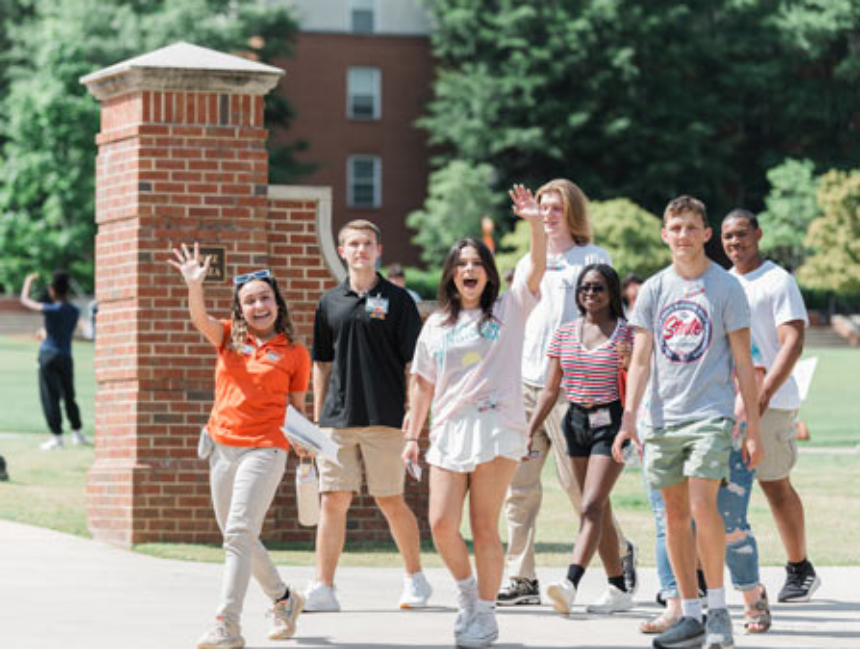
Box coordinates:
[197,617,244,649]
[547,579,577,614]
[586,584,634,613]
[71,429,91,446]
[269,590,304,639]
[456,610,498,648]
[399,572,433,608]
[303,580,340,612]
[40,436,64,451]
[454,581,478,636]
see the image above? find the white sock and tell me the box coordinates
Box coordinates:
[681,598,703,622]
[475,599,495,614]
[456,575,477,596]
[707,587,726,610]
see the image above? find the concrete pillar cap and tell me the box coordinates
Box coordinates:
[81,41,284,100]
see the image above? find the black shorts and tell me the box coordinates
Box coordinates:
[562,400,624,457]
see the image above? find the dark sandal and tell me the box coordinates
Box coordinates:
[744,585,772,634]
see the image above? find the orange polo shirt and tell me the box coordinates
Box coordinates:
[206,321,310,450]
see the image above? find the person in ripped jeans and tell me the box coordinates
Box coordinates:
[170,244,311,649]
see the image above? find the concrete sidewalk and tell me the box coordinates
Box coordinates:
[2,519,858,649]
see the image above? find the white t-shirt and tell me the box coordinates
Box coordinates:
[730,260,808,410]
[518,243,611,387]
[412,277,539,435]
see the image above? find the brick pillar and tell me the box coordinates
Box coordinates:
[82,42,285,545]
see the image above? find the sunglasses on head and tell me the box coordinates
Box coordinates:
[577,283,606,294]
[233,269,272,286]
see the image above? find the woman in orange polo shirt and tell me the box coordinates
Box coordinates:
[170,243,310,649]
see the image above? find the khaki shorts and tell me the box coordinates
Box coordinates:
[756,408,799,482]
[317,426,405,497]
[644,417,733,490]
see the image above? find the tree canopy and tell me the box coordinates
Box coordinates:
[420,0,859,228]
[0,0,303,293]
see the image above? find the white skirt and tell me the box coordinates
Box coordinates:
[426,404,527,473]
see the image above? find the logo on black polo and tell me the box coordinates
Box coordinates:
[658,300,712,363]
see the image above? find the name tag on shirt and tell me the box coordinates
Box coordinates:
[366,296,389,320]
[589,407,612,428]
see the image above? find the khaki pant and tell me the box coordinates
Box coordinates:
[503,383,628,579]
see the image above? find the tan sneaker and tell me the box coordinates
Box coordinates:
[197,617,244,649]
[269,591,304,640]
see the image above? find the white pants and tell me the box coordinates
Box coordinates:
[210,442,287,624]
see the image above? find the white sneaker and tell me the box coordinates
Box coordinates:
[399,572,433,608]
[586,584,634,613]
[40,436,64,451]
[71,429,91,446]
[197,617,244,649]
[303,580,340,612]
[456,610,498,648]
[547,578,577,614]
[454,581,478,636]
[269,591,304,639]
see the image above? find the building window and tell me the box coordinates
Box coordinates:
[350,0,376,34]
[347,67,381,120]
[348,156,381,208]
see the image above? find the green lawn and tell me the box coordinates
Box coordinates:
[0,336,858,566]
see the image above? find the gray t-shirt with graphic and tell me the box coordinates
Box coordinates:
[630,262,749,428]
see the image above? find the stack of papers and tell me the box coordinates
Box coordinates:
[282,406,340,463]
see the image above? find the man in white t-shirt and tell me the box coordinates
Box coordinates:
[721,209,821,603]
[499,178,638,608]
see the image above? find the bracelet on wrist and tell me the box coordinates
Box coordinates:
[404,438,419,443]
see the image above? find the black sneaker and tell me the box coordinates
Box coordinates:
[653,616,706,649]
[0,455,8,482]
[496,577,540,606]
[778,561,821,602]
[622,540,639,596]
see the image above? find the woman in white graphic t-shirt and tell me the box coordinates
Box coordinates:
[403,184,545,648]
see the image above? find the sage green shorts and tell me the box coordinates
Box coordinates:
[643,417,733,490]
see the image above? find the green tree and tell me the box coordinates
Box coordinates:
[758,158,820,271]
[419,0,860,227]
[0,0,303,293]
[798,169,860,294]
[406,160,501,265]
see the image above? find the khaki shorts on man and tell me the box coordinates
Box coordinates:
[644,417,734,490]
[317,426,406,497]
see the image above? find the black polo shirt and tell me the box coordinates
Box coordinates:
[313,274,422,428]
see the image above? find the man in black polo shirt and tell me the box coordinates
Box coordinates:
[304,219,432,612]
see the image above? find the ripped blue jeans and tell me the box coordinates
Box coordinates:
[646,446,760,598]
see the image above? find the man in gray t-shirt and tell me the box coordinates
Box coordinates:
[612,196,762,649]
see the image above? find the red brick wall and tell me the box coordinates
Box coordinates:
[90,84,431,546]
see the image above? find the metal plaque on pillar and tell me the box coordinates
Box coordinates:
[199,247,226,283]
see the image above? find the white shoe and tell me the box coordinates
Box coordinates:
[40,436,64,451]
[586,584,634,613]
[303,580,340,612]
[71,429,91,446]
[547,579,577,614]
[269,590,304,639]
[454,581,478,636]
[399,572,433,608]
[456,610,498,648]
[197,617,244,649]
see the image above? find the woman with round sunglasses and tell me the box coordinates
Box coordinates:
[528,263,636,616]
[170,244,311,649]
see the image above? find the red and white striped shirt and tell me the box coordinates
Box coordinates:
[547,319,633,406]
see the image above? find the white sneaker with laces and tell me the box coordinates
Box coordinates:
[586,584,634,613]
[456,610,498,648]
[547,578,577,614]
[197,617,244,649]
[269,591,304,639]
[72,429,91,446]
[303,580,340,612]
[40,436,64,451]
[399,571,433,608]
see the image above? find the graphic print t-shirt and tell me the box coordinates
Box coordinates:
[629,263,749,428]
